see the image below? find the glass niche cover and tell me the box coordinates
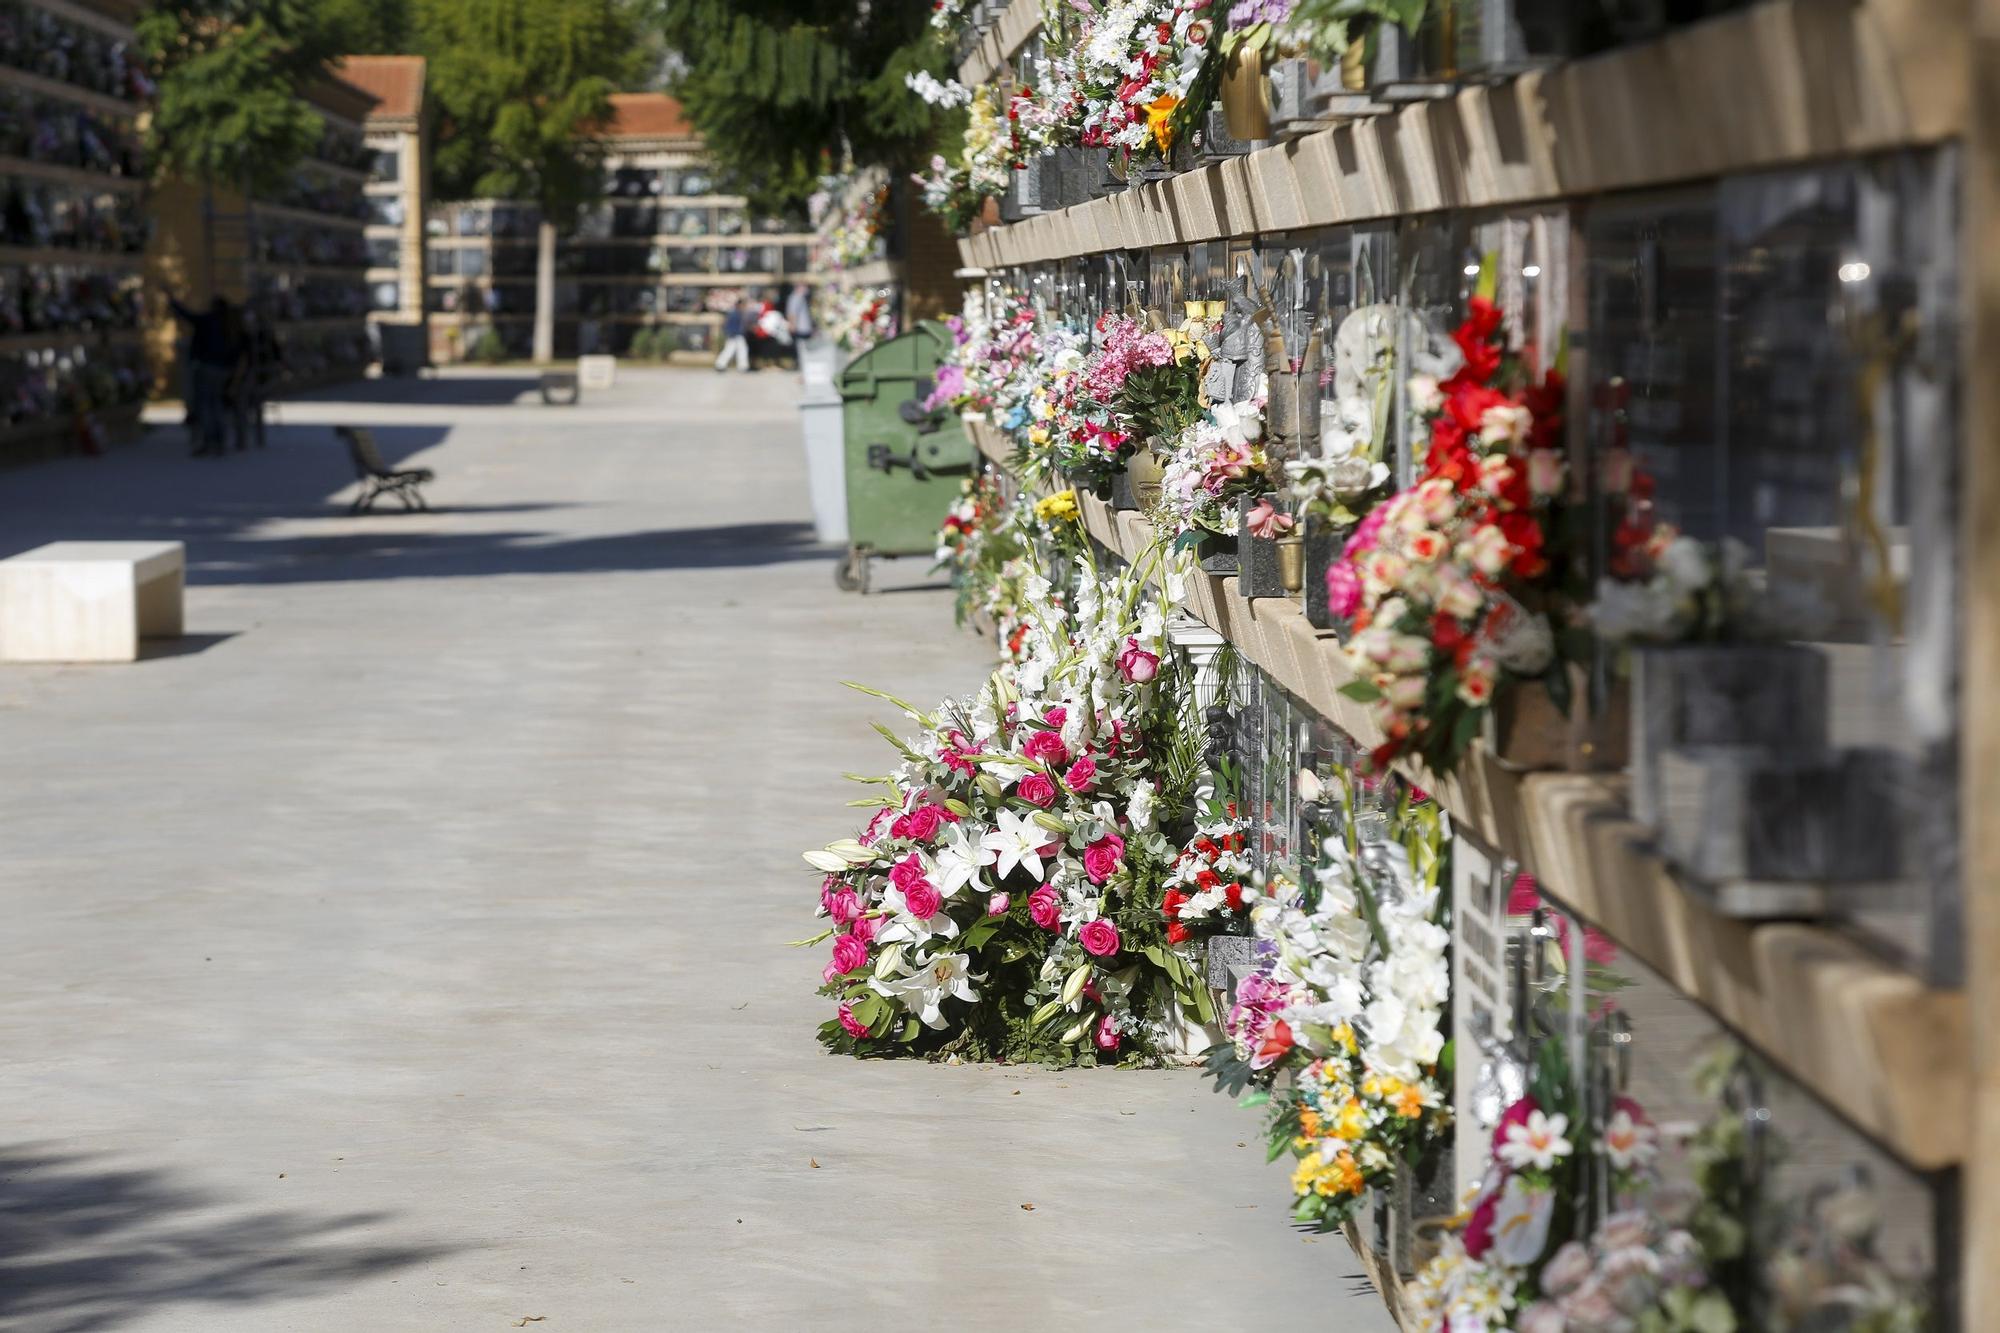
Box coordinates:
[1582,150,1961,984]
[1442,876,1942,1329]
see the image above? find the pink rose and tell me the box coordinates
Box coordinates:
[830,933,868,974]
[861,807,894,845]
[821,960,844,986]
[848,913,878,944]
[888,853,927,891]
[1028,885,1061,931]
[1325,561,1362,619]
[838,1002,869,1039]
[1077,918,1121,958]
[1063,754,1097,792]
[1016,773,1058,808]
[892,804,944,843]
[1043,706,1067,729]
[1021,729,1070,766]
[1116,637,1159,684]
[827,888,861,926]
[1083,832,1126,885]
[902,881,943,920]
[1094,1013,1122,1051]
[987,892,1011,916]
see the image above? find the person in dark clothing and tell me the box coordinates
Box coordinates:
[713,298,750,372]
[167,292,241,456]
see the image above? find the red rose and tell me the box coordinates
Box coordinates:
[1224,883,1245,911]
[1162,888,1189,919]
[1165,921,1190,944]
[1078,918,1122,958]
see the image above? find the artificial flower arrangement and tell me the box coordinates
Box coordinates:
[1284,376,1393,530]
[1330,293,1578,774]
[927,287,1040,423]
[1204,761,1453,1230]
[1035,0,1222,168]
[811,170,891,274]
[1161,795,1256,943]
[1157,397,1277,542]
[908,80,1013,232]
[1046,313,1210,492]
[803,549,1219,1063]
[822,284,899,355]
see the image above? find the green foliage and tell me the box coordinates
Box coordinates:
[321,0,412,51]
[139,0,349,193]
[654,0,955,215]
[466,327,508,363]
[417,0,642,226]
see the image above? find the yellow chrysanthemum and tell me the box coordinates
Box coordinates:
[1335,1098,1368,1140]
[1035,490,1079,522]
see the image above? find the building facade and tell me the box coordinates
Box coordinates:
[426,93,816,363]
[337,55,428,372]
[0,0,149,465]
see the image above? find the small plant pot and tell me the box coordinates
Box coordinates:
[1237,494,1288,598]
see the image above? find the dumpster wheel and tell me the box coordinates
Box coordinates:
[834,547,870,595]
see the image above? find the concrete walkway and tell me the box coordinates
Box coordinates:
[0,369,1395,1331]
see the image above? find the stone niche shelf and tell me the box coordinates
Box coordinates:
[962,416,1966,1171]
[957,0,1964,271]
[956,0,1040,88]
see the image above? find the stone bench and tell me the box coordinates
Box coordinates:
[0,541,185,663]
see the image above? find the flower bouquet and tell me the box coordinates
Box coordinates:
[1038,0,1222,170]
[1157,398,1277,549]
[1204,778,1452,1230]
[1161,802,1257,943]
[804,553,1218,1063]
[1331,295,1576,774]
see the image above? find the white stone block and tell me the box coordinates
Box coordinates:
[577,355,617,390]
[0,541,185,663]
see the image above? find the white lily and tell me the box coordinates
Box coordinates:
[932,820,995,898]
[981,808,1051,883]
[871,952,983,1029]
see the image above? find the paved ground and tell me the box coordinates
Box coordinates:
[0,369,1394,1331]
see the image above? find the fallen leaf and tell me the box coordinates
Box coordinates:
[1020,1203,1035,1211]
[1011,1090,1021,1096]
[809,1159,819,1169]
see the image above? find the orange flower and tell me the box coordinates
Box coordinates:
[1146,95,1180,151]
[1394,1085,1428,1119]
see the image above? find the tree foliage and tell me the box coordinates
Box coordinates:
[138,0,351,193]
[416,0,644,227]
[654,0,953,215]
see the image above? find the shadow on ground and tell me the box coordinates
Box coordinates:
[189,520,832,584]
[279,375,545,408]
[0,1148,449,1333]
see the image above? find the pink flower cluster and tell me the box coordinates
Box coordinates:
[1084,316,1175,402]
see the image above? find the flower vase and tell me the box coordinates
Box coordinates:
[1302,517,1353,636]
[1238,494,1288,599]
[1629,643,1829,830]
[1221,42,1273,141]
[1276,534,1305,592]
[1126,445,1165,510]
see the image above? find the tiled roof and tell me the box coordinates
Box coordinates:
[335,55,426,123]
[606,93,696,141]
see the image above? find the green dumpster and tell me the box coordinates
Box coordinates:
[833,320,974,593]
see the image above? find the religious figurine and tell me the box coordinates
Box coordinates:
[1201,269,1267,408]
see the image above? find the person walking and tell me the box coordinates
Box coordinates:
[785,282,815,345]
[165,290,240,456]
[713,298,750,373]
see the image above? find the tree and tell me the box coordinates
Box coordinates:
[320,0,413,53]
[655,0,953,216]
[138,0,351,196]
[417,0,642,363]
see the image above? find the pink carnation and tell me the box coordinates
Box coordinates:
[1325,561,1362,619]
